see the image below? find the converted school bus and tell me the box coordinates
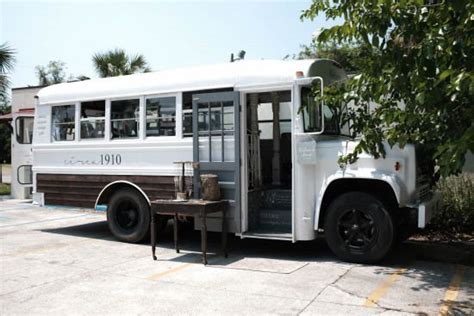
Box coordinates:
[32,59,440,263]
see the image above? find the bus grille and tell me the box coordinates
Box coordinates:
[417,174,432,202]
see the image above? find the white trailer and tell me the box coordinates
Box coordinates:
[32,59,440,263]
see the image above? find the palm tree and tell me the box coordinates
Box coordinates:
[92,48,151,78]
[0,43,16,99]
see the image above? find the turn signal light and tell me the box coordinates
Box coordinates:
[395,161,401,171]
[296,71,304,78]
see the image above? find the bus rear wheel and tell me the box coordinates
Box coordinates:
[107,188,151,243]
[324,192,395,263]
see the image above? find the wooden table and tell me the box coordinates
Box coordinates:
[150,199,229,265]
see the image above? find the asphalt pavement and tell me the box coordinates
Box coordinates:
[0,200,472,315]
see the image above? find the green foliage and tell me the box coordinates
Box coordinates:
[428,173,474,234]
[0,183,10,196]
[0,99,11,163]
[35,60,67,86]
[302,0,474,178]
[92,48,151,77]
[297,41,362,72]
[0,42,16,99]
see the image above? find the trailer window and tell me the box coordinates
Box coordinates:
[52,104,76,141]
[15,117,34,144]
[146,96,176,136]
[111,99,139,139]
[81,100,105,139]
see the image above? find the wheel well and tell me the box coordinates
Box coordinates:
[95,181,150,209]
[318,179,398,229]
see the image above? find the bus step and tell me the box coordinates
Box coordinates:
[258,209,291,226]
[262,189,292,210]
[241,231,292,241]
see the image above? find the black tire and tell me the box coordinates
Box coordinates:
[107,188,151,243]
[324,192,395,263]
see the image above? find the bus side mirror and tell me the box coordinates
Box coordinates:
[299,78,324,135]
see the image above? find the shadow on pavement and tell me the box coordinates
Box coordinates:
[37,219,474,313]
[38,220,473,266]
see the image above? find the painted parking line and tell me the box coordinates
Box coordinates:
[146,257,204,281]
[439,264,465,316]
[0,214,91,228]
[364,267,407,307]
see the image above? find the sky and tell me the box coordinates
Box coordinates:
[1,0,339,89]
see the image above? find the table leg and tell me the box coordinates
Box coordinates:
[174,213,179,253]
[151,213,157,260]
[201,211,208,265]
[221,209,228,258]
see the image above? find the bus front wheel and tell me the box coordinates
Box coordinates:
[107,188,151,243]
[324,192,395,263]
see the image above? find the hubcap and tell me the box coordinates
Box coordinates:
[337,209,376,250]
[116,200,139,231]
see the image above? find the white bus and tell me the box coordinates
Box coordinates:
[32,59,440,263]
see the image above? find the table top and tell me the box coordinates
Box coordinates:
[151,199,228,215]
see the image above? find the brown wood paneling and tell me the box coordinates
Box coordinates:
[36,174,182,208]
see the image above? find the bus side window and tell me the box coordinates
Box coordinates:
[145,96,176,137]
[52,104,76,141]
[111,99,140,139]
[81,100,105,139]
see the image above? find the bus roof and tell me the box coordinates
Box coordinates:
[37,59,341,105]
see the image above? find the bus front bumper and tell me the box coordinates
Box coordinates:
[417,192,442,228]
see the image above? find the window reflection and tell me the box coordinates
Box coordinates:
[52,105,75,141]
[16,117,34,144]
[146,96,176,136]
[81,100,105,139]
[111,99,139,139]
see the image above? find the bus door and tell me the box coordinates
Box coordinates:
[12,112,34,199]
[292,77,323,241]
[192,91,241,233]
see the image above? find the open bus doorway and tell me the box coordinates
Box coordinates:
[245,90,292,238]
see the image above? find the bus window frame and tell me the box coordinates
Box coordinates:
[144,92,181,139]
[79,99,107,141]
[110,96,141,141]
[51,104,77,142]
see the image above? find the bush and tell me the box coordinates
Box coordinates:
[427,173,474,235]
[0,183,10,195]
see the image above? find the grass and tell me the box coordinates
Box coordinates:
[0,183,10,195]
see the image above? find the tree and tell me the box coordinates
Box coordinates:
[92,48,151,77]
[0,42,16,99]
[35,60,67,85]
[0,43,15,164]
[297,41,362,73]
[0,97,12,163]
[302,0,473,178]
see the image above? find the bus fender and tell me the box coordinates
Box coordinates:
[314,172,403,230]
[95,180,151,210]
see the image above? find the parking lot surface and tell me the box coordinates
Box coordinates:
[1,200,473,315]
